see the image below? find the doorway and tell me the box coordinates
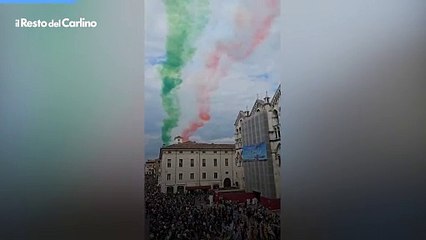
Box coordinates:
[223,178,231,188]
[177,186,185,194]
[253,191,261,201]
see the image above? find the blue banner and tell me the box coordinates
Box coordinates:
[242,142,267,161]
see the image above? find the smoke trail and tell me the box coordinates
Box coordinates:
[181,0,279,141]
[160,0,210,145]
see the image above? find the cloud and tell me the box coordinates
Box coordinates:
[249,72,270,82]
[145,55,167,66]
[144,0,281,159]
[188,135,235,144]
[210,137,235,144]
[144,134,163,160]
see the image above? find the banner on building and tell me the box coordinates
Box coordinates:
[242,142,267,161]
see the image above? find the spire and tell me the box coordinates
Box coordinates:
[264,90,270,103]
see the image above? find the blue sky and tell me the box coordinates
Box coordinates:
[144,0,280,160]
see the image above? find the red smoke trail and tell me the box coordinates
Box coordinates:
[181,0,279,141]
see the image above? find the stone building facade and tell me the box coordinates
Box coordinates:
[159,137,236,194]
[234,84,281,199]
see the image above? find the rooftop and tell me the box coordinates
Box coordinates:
[145,159,159,163]
[161,141,234,150]
[235,85,281,122]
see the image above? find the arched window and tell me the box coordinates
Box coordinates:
[235,152,242,167]
[273,109,279,118]
[272,109,279,126]
[276,144,281,167]
[235,152,241,166]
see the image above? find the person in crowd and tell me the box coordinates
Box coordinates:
[145,172,280,240]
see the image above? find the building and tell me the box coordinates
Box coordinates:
[234,84,281,199]
[234,113,247,190]
[145,160,154,175]
[159,136,236,194]
[145,159,161,176]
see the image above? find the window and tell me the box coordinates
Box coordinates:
[273,109,280,125]
[190,173,194,179]
[191,151,194,153]
[179,173,183,180]
[202,159,206,167]
[214,172,218,179]
[202,172,206,179]
[179,151,183,153]
[214,159,217,167]
[167,159,171,168]
[179,159,183,167]
[226,171,229,174]
[167,174,171,180]
[202,151,206,153]
[168,151,172,154]
[224,151,228,153]
[278,155,281,167]
[213,151,217,153]
[190,159,194,167]
[225,158,229,166]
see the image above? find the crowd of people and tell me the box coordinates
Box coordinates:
[145,172,280,240]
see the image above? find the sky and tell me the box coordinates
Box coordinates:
[144,0,281,160]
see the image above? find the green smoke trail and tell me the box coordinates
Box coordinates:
[160,0,210,145]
